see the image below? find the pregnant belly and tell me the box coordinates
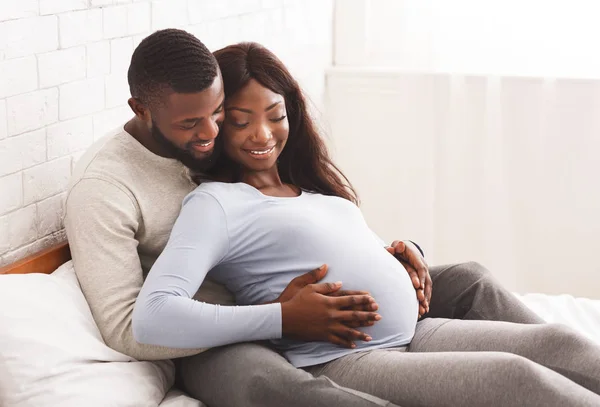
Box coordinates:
[342,270,419,341]
[271,264,420,367]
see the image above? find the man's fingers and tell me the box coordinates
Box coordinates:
[392,240,406,254]
[425,275,433,310]
[416,288,425,302]
[410,273,420,289]
[419,304,426,316]
[417,266,427,289]
[328,334,355,349]
[400,259,421,289]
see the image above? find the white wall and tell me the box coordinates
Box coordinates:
[328,1,600,298]
[336,0,600,78]
[0,0,334,266]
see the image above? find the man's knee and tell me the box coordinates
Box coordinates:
[461,261,491,279]
[442,261,494,287]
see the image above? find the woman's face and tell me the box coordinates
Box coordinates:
[222,79,289,173]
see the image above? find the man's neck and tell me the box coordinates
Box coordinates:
[124,117,171,159]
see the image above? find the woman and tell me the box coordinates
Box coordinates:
[133,42,600,406]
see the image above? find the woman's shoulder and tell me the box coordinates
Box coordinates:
[186,181,255,205]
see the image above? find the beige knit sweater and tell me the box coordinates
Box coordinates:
[64,126,235,361]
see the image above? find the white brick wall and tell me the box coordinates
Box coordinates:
[0,0,38,21]
[23,157,71,205]
[6,89,59,136]
[0,16,59,59]
[38,47,87,87]
[0,100,7,140]
[59,9,103,48]
[0,56,38,98]
[0,0,333,265]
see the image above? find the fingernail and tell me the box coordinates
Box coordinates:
[334,281,342,286]
[320,265,326,270]
[350,343,356,348]
[375,314,382,321]
[365,336,372,341]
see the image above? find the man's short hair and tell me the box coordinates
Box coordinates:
[128,28,218,107]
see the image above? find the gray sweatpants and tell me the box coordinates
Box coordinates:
[177,262,547,407]
[305,319,600,407]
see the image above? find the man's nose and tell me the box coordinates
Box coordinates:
[200,118,220,139]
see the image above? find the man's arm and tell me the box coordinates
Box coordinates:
[64,177,205,361]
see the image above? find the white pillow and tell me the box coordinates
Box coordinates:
[0,261,203,407]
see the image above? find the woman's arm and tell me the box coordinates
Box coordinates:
[132,191,282,348]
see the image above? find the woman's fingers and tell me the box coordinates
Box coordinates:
[329,294,376,309]
[344,320,376,328]
[330,290,371,297]
[333,309,382,322]
[331,325,372,347]
[328,334,355,349]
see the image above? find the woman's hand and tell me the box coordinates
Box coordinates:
[280,277,381,349]
[386,241,432,317]
[274,265,373,308]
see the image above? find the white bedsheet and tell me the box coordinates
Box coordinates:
[516,292,600,344]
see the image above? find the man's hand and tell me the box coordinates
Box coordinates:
[386,241,432,317]
[280,280,381,349]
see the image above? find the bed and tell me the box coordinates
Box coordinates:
[1,242,599,407]
[0,242,204,407]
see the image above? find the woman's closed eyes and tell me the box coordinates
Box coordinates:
[228,115,287,129]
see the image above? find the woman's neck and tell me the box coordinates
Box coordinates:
[239,166,282,189]
[238,166,300,197]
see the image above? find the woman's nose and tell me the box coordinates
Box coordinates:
[253,124,273,144]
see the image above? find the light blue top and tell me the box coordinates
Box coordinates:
[133,182,419,367]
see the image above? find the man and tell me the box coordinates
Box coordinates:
[64,29,543,407]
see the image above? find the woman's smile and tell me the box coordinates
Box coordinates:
[244,145,277,159]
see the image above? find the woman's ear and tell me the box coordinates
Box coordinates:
[128,97,151,122]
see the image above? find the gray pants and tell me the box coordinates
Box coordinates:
[305,319,600,407]
[178,262,548,407]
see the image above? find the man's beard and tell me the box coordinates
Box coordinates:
[150,121,222,172]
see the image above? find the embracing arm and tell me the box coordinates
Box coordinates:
[64,178,205,361]
[131,191,282,349]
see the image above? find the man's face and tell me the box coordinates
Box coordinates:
[150,75,225,171]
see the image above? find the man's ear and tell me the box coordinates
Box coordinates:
[128,97,151,122]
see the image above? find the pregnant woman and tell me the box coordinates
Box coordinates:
[133,42,600,407]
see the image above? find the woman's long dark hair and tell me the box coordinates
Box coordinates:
[209,42,359,205]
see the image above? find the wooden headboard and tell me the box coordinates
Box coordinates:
[0,242,71,275]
